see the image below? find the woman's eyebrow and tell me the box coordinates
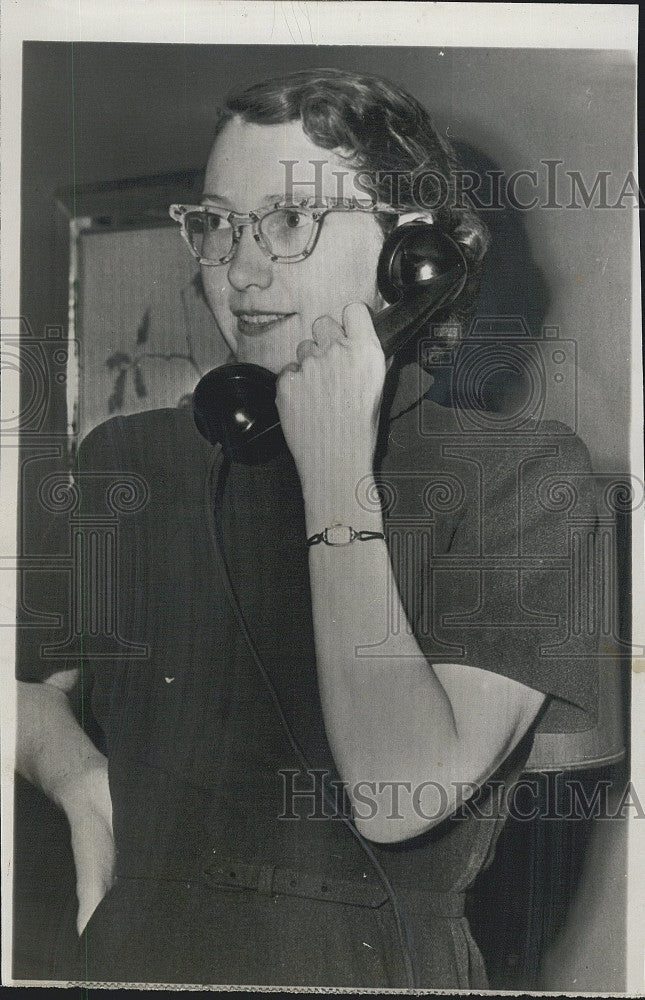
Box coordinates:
[200,192,233,206]
[200,193,287,209]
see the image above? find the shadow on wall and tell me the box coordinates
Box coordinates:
[456,141,551,332]
[408,142,553,423]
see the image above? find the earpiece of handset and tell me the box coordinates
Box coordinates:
[374,223,468,357]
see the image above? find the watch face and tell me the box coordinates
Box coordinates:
[325,524,353,545]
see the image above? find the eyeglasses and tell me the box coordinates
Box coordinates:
[168,198,398,266]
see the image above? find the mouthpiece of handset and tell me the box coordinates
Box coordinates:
[192,362,287,464]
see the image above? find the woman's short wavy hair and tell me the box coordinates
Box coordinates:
[214,67,489,329]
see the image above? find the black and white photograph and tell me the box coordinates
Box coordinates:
[1,2,642,993]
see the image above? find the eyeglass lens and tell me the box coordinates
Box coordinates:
[186,207,316,262]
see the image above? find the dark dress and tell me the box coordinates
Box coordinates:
[23,358,598,988]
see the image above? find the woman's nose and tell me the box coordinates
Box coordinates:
[227,225,273,291]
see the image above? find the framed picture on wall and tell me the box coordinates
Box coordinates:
[54,173,230,443]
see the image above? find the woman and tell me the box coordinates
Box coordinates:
[17,68,597,988]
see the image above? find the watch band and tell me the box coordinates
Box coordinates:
[306,525,385,547]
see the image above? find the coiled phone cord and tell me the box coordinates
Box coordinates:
[205,449,418,989]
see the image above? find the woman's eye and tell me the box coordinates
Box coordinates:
[207,213,227,231]
[281,209,307,229]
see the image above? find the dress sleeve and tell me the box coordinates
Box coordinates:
[387,425,600,734]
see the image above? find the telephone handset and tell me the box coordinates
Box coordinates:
[193,222,468,463]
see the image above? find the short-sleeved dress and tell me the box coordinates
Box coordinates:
[21,357,598,988]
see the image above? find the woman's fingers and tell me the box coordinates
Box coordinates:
[296,314,346,364]
[76,866,114,935]
[73,815,116,934]
[295,339,320,364]
[342,301,382,349]
[64,761,116,936]
[276,306,386,480]
[312,314,345,351]
[289,306,384,384]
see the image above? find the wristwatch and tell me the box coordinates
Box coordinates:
[306,524,385,547]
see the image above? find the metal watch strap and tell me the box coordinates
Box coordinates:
[306,525,385,547]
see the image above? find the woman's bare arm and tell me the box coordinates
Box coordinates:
[277,303,545,842]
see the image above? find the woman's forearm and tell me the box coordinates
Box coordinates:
[302,476,461,838]
[302,473,542,842]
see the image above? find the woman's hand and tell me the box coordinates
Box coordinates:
[57,757,116,935]
[275,302,386,493]
[16,678,117,936]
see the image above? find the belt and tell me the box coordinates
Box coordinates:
[118,858,466,917]
[203,859,388,908]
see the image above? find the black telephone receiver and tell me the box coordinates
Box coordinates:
[193,223,468,463]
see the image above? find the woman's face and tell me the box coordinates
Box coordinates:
[201,117,385,374]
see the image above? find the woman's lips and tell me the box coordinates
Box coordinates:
[235,312,295,336]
